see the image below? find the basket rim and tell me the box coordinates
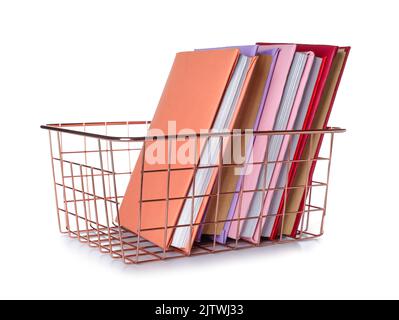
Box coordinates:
[40,121,346,142]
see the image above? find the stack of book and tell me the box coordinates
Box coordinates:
[119,43,350,253]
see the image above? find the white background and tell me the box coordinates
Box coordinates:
[1,0,398,300]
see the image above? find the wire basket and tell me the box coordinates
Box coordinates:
[41,121,344,264]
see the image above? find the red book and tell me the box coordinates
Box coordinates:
[262,45,350,239]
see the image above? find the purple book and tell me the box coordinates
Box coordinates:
[195,45,279,244]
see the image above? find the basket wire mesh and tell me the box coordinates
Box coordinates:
[41,121,344,264]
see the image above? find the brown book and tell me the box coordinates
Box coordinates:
[201,55,274,237]
[281,47,350,236]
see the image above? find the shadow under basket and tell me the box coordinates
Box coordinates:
[41,121,345,264]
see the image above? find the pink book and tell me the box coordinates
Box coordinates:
[237,51,314,243]
[254,52,315,241]
[228,44,296,240]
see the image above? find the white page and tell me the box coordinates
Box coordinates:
[171,55,251,249]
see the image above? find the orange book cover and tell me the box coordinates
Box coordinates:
[118,49,242,249]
